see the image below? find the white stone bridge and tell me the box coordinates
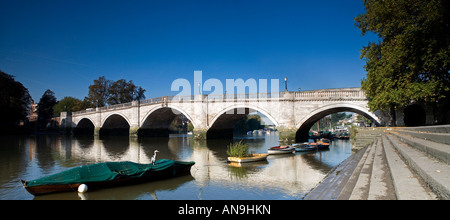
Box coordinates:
[60,87,385,142]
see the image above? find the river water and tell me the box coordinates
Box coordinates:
[0,133,352,200]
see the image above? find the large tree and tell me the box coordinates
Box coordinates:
[53,96,84,116]
[0,70,32,127]
[86,76,111,107]
[86,76,146,107]
[356,0,449,125]
[37,89,57,130]
[107,79,146,105]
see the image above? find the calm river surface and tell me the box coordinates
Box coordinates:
[0,133,352,200]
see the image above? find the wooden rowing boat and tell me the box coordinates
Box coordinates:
[292,143,317,152]
[227,153,269,163]
[268,146,295,155]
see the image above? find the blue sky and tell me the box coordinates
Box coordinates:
[0,0,377,102]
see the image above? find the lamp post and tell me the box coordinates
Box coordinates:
[284,77,288,92]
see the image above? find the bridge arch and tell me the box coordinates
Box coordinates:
[73,118,95,135]
[207,104,279,139]
[139,106,194,137]
[295,103,381,142]
[100,113,131,136]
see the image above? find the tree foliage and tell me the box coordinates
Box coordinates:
[53,96,84,116]
[86,76,146,107]
[0,70,32,127]
[234,115,263,134]
[86,76,111,107]
[356,0,449,112]
[37,89,57,129]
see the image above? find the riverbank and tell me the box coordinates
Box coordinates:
[304,125,450,200]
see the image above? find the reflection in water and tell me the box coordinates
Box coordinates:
[0,134,352,200]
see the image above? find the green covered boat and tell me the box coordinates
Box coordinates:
[21,159,195,196]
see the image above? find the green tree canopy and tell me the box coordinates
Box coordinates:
[86,76,146,107]
[0,70,32,127]
[356,0,449,117]
[53,96,84,116]
[87,76,111,107]
[37,89,57,129]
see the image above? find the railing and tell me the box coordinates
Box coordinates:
[294,88,365,99]
[206,92,281,100]
[72,88,366,116]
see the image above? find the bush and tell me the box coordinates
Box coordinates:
[226,141,249,157]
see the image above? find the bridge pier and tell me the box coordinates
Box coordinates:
[94,127,101,136]
[193,128,208,140]
[130,126,139,137]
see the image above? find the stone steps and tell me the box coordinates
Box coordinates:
[389,130,450,164]
[386,127,450,200]
[302,144,368,200]
[345,137,396,200]
[382,135,436,200]
[394,129,450,145]
[304,125,450,200]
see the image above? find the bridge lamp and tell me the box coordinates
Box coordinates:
[284,77,288,92]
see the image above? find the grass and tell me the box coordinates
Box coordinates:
[226,140,250,157]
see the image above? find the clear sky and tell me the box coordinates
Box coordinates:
[0,0,377,102]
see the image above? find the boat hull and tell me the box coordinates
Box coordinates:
[22,160,194,196]
[294,146,317,152]
[268,146,295,155]
[227,154,269,163]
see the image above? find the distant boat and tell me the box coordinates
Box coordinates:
[21,159,195,196]
[268,146,295,155]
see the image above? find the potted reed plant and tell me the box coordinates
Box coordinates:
[226,141,268,163]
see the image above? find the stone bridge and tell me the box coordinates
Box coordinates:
[60,87,386,142]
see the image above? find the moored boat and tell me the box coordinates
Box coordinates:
[268,146,295,155]
[316,141,330,150]
[292,143,317,152]
[227,153,269,163]
[21,159,195,196]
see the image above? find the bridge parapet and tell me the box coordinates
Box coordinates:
[294,88,366,100]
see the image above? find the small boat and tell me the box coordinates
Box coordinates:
[228,153,269,163]
[21,159,195,196]
[316,141,330,150]
[320,138,331,143]
[292,143,317,152]
[292,142,309,147]
[268,146,295,155]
